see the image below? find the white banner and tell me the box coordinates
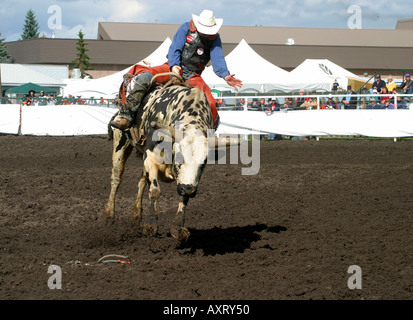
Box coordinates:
[0,104,117,136]
[1,104,413,138]
[217,108,413,138]
[0,104,21,134]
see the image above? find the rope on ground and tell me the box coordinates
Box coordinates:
[98,254,131,264]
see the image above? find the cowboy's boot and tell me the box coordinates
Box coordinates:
[111,72,153,130]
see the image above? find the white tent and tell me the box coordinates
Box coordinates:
[62,38,172,99]
[288,59,358,92]
[202,39,291,93]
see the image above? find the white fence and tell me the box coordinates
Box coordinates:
[215,94,413,138]
[1,93,413,138]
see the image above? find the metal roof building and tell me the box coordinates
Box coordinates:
[5,19,413,80]
[0,63,69,96]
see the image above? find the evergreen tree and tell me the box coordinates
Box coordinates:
[20,9,40,40]
[71,30,94,79]
[0,33,11,63]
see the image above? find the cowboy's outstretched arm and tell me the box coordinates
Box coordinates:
[225,74,243,91]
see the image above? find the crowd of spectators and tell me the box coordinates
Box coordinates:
[1,90,115,106]
[2,74,412,111]
[221,73,412,113]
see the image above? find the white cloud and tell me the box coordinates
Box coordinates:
[107,0,146,22]
[1,0,413,41]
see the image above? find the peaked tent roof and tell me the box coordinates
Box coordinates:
[288,59,359,92]
[202,39,291,93]
[6,82,57,94]
[63,38,172,98]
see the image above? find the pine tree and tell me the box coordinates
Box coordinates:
[20,9,40,40]
[71,30,94,79]
[0,33,11,63]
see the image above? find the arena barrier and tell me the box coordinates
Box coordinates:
[1,93,413,137]
[0,104,117,136]
[216,94,413,138]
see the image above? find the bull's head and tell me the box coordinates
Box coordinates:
[151,121,240,198]
[173,127,208,198]
[151,121,209,198]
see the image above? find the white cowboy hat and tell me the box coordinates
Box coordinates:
[192,9,223,35]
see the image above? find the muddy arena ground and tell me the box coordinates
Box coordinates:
[0,134,412,300]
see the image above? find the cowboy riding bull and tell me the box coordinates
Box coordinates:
[103,9,242,242]
[103,75,239,241]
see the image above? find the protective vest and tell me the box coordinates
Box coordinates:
[181,21,214,75]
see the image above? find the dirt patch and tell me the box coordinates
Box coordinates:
[0,135,412,300]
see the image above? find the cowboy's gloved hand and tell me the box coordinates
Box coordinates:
[172,65,182,76]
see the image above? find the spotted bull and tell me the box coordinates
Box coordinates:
[103,83,215,242]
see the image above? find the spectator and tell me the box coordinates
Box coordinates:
[89,96,98,105]
[99,97,107,105]
[257,97,266,110]
[76,96,86,105]
[265,97,280,112]
[48,93,57,105]
[283,97,298,110]
[400,73,413,94]
[251,99,259,109]
[383,99,395,109]
[379,86,391,103]
[392,90,407,109]
[216,98,226,109]
[25,90,35,106]
[38,90,49,106]
[370,88,380,102]
[342,85,358,109]
[366,98,381,109]
[301,96,317,110]
[331,79,339,92]
[65,94,76,104]
[373,75,386,93]
[234,98,249,110]
[386,75,397,92]
[295,89,306,108]
[322,95,338,109]
[3,94,11,104]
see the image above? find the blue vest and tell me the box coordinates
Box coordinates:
[181,21,213,75]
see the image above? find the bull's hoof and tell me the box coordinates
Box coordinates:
[142,224,158,237]
[102,213,115,226]
[170,225,190,243]
[130,211,142,225]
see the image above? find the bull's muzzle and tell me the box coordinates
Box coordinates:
[177,184,197,198]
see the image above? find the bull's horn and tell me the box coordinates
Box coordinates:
[209,136,240,148]
[151,121,176,139]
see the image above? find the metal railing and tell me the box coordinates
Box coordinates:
[0,97,117,107]
[216,93,413,111]
[2,94,412,111]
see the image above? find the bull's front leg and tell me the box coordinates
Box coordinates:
[141,153,161,236]
[103,129,133,224]
[130,171,146,225]
[170,196,190,243]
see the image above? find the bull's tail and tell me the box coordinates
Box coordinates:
[108,111,119,140]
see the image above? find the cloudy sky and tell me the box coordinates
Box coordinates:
[0,0,412,42]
